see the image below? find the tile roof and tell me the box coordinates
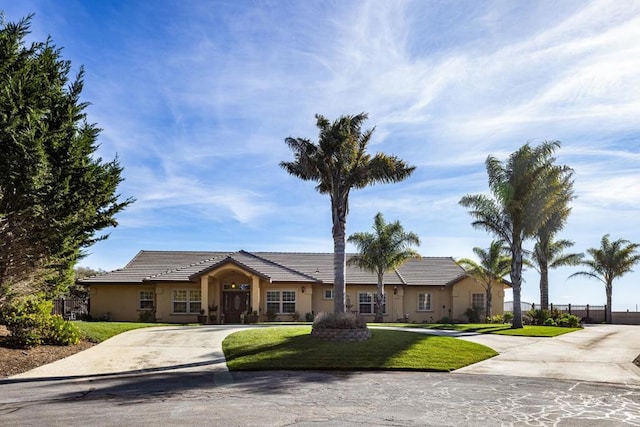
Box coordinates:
[80,250,468,287]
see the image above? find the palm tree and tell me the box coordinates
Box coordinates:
[569,234,640,323]
[531,171,577,310]
[459,141,574,328]
[531,235,583,310]
[457,240,511,320]
[281,113,415,313]
[347,212,421,322]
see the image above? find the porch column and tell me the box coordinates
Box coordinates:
[250,275,260,314]
[200,276,209,314]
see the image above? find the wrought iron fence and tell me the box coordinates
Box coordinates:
[52,298,89,320]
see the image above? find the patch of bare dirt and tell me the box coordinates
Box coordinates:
[0,325,94,378]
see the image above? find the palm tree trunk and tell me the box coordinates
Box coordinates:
[540,264,549,310]
[332,196,347,314]
[606,282,613,324]
[485,285,492,319]
[375,272,384,323]
[510,238,524,329]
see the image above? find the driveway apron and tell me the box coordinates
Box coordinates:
[11,325,254,380]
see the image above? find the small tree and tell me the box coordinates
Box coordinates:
[347,213,420,322]
[281,113,415,314]
[570,234,640,323]
[457,240,511,320]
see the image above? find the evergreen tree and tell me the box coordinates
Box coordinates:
[0,15,132,299]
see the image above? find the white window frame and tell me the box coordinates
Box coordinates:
[472,293,485,310]
[139,290,154,310]
[266,290,297,314]
[358,292,386,315]
[323,288,334,299]
[417,293,432,311]
[172,289,201,314]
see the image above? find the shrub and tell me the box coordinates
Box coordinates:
[0,294,53,348]
[291,311,300,321]
[44,315,81,345]
[503,312,514,324]
[557,313,580,328]
[138,309,156,323]
[312,312,367,330]
[464,306,484,323]
[486,314,504,324]
[265,310,277,322]
[525,309,551,326]
[543,317,557,326]
[437,316,453,324]
[305,312,314,322]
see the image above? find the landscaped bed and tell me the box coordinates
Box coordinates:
[222,326,497,371]
[371,323,582,337]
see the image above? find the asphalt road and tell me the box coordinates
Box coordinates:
[1,370,640,426]
[1,324,639,426]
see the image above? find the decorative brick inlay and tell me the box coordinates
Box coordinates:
[311,327,371,342]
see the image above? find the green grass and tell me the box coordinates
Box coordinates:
[370,323,581,337]
[222,326,497,371]
[73,321,177,343]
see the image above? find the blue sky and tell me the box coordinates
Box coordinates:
[3,1,640,310]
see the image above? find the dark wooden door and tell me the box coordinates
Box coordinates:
[223,291,249,323]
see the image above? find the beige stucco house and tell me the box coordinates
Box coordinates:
[80,250,510,324]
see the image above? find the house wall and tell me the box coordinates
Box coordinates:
[311,285,335,315]
[153,282,202,323]
[450,277,506,321]
[344,285,397,321]
[402,286,451,323]
[258,283,313,321]
[89,284,155,322]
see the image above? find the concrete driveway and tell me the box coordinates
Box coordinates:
[12,323,640,386]
[11,324,255,380]
[456,324,640,385]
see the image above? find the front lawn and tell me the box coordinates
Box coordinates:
[222,326,497,371]
[73,321,177,342]
[371,323,581,337]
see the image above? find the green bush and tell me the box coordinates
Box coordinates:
[557,313,580,328]
[543,317,557,326]
[486,314,504,324]
[525,309,551,326]
[464,306,484,323]
[138,309,156,323]
[503,312,514,324]
[45,315,81,345]
[312,312,367,329]
[0,294,53,348]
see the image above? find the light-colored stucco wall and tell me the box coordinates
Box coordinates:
[258,283,313,321]
[89,284,155,322]
[450,277,506,321]
[401,286,451,323]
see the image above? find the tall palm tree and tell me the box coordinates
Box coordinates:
[457,240,511,319]
[531,235,583,310]
[569,234,640,323]
[347,212,421,322]
[532,172,577,310]
[281,113,415,313]
[459,141,573,328]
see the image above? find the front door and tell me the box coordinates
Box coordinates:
[223,291,250,323]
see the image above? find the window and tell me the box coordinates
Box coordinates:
[417,293,431,311]
[266,290,296,314]
[139,291,154,310]
[173,289,201,313]
[324,288,334,299]
[358,292,386,315]
[472,293,485,310]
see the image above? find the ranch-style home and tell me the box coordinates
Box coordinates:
[80,250,510,323]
